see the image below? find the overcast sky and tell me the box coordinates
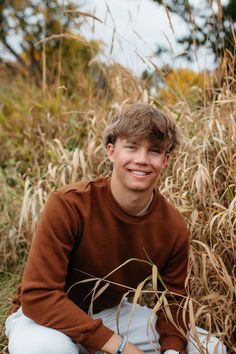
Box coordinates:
[81,0,216,75]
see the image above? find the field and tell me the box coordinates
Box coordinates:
[0,49,235,352]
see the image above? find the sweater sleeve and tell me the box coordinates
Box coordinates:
[21,191,114,354]
[156,222,189,353]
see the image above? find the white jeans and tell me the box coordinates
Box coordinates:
[5,301,226,354]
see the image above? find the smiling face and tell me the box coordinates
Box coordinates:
[107,137,169,199]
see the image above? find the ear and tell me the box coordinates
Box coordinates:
[107,143,115,163]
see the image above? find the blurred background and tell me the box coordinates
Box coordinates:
[0,0,235,352]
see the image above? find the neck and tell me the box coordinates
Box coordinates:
[110,179,154,215]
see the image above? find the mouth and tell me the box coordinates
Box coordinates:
[128,170,151,177]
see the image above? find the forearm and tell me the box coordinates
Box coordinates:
[21,191,114,352]
[158,228,189,352]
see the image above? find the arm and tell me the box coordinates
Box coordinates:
[101,224,189,354]
[156,223,189,353]
[21,191,114,353]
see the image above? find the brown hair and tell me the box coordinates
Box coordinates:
[104,103,180,153]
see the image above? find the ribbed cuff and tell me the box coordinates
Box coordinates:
[161,336,186,353]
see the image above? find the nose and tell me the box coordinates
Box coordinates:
[133,149,148,164]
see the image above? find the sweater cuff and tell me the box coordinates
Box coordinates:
[81,323,114,354]
[161,336,186,353]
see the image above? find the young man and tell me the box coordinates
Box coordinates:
[6,104,225,354]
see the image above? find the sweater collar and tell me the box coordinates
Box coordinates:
[105,177,159,223]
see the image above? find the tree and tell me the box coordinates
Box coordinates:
[0,0,99,84]
[153,0,236,65]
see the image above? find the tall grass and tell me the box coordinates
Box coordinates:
[0,65,235,352]
[0,5,236,351]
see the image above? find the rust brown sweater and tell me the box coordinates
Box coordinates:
[18,177,189,353]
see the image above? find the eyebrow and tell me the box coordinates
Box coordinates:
[124,140,137,145]
[123,139,160,150]
[124,137,141,144]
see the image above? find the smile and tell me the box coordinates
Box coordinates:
[129,170,151,176]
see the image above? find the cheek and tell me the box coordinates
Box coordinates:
[152,159,166,170]
[113,159,130,174]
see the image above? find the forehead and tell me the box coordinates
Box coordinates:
[117,136,157,147]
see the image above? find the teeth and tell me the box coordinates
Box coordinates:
[131,170,147,176]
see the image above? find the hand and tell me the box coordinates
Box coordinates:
[101,333,144,354]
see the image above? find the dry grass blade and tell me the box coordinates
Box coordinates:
[18,180,31,236]
[102,258,152,281]
[193,240,234,292]
[66,277,100,295]
[161,0,174,34]
[88,279,102,315]
[147,291,167,352]
[162,296,186,338]
[152,264,158,297]
[115,291,131,334]
[88,282,110,316]
[182,296,190,331]
[147,291,167,327]
[92,282,110,302]
[126,276,151,337]
[63,10,103,23]
[216,0,223,19]
[36,33,89,46]
[188,298,205,353]
[110,27,116,56]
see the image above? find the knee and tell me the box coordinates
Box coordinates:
[8,325,78,354]
[188,327,226,354]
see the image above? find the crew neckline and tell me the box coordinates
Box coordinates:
[105,178,159,223]
[136,192,154,216]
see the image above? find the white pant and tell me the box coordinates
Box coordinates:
[5,301,226,354]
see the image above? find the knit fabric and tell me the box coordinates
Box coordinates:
[16,177,189,353]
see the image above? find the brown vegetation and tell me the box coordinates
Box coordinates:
[1,62,235,352]
[0,18,235,353]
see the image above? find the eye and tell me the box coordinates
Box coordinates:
[125,144,136,151]
[150,149,161,154]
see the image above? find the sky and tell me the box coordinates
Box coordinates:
[3,0,218,76]
[80,0,216,75]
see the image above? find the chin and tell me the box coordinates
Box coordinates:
[126,183,153,193]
